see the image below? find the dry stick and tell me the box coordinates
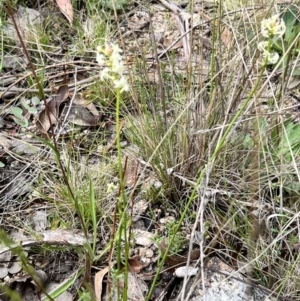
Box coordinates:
[0,75,97,109]
[156,0,181,13]
[128,159,140,247]
[156,0,212,60]
[244,111,265,299]
[174,14,190,61]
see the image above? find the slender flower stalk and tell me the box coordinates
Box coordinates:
[96,43,129,301]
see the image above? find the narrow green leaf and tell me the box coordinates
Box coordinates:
[0,284,23,301]
[89,179,97,255]
[41,269,83,301]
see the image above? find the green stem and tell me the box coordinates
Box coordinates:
[115,88,129,301]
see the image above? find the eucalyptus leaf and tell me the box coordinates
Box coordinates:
[0,162,5,168]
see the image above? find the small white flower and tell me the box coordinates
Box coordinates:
[107,182,117,193]
[258,41,279,64]
[96,52,105,65]
[113,77,129,93]
[111,44,123,56]
[96,45,102,53]
[258,41,268,52]
[111,61,125,74]
[111,45,123,64]
[263,51,279,64]
[96,43,129,92]
[261,14,286,38]
[100,67,112,80]
[102,44,113,57]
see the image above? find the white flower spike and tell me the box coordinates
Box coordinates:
[96,43,129,93]
[100,67,112,81]
[96,52,105,65]
[114,77,129,93]
[261,14,286,38]
[111,61,125,75]
[257,41,269,53]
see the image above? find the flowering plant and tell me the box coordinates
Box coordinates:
[258,14,286,65]
[96,44,129,93]
[258,6,300,71]
[96,43,131,300]
[261,14,286,39]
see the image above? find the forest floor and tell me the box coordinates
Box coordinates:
[1,1,300,300]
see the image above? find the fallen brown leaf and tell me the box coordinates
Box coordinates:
[123,155,140,188]
[128,255,147,273]
[95,266,109,301]
[36,83,69,133]
[73,96,100,118]
[55,0,73,24]
[221,27,233,49]
[36,98,57,134]
[67,106,98,126]
[64,96,100,126]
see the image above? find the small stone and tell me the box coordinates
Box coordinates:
[8,261,22,274]
[174,266,198,278]
[134,230,154,247]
